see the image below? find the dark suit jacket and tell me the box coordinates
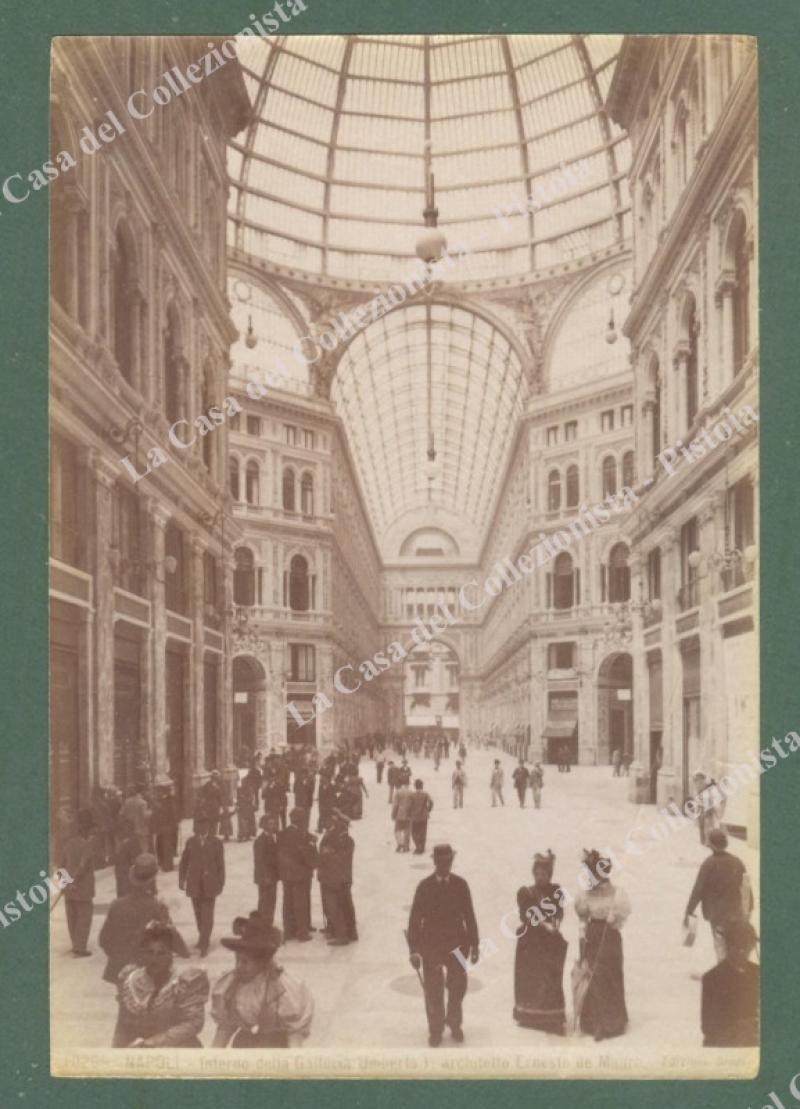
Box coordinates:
[317,830,354,886]
[686,851,750,923]
[701,960,759,1046]
[178,834,225,899]
[408,872,479,960]
[253,831,279,886]
[277,825,318,883]
[61,834,95,901]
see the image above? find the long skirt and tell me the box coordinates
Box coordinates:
[513,927,567,1033]
[579,920,628,1040]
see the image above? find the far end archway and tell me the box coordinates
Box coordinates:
[597,652,633,766]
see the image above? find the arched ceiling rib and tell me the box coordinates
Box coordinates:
[229,34,630,281]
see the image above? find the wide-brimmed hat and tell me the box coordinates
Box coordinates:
[331,808,350,826]
[432,843,455,860]
[221,913,283,957]
[129,853,159,888]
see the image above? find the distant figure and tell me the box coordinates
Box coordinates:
[178,816,225,956]
[386,761,398,803]
[61,809,96,957]
[701,920,759,1047]
[277,808,317,942]
[113,818,141,898]
[490,760,505,807]
[408,779,434,855]
[152,784,178,871]
[684,829,753,962]
[407,844,479,1046]
[120,786,151,853]
[530,763,544,809]
[693,771,726,846]
[558,744,572,773]
[621,752,633,776]
[451,761,467,809]
[195,771,223,836]
[512,761,530,808]
[391,782,414,853]
[253,814,280,927]
[375,755,385,784]
[611,748,622,777]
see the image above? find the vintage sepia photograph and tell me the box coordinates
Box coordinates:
[48,32,759,1078]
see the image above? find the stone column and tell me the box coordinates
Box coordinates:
[220,551,237,799]
[658,528,680,805]
[146,499,171,785]
[267,639,287,750]
[627,553,649,800]
[87,451,118,789]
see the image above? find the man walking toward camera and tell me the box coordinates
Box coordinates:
[407,844,479,1046]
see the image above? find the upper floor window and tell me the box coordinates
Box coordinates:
[164,522,188,615]
[287,554,313,612]
[233,547,256,607]
[245,461,260,506]
[601,409,615,433]
[246,415,261,437]
[546,426,559,446]
[552,552,576,610]
[548,642,575,670]
[285,424,297,446]
[602,455,617,498]
[564,420,578,442]
[565,464,580,508]
[229,456,240,501]
[548,469,561,512]
[289,644,315,682]
[607,543,631,603]
[112,225,135,384]
[684,295,699,430]
[679,516,699,610]
[303,429,315,450]
[730,211,751,375]
[621,405,633,427]
[112,483,144,596]
[229,411,241,432]
[622,450,635,488]
[164,302,184,426]
[300,471,314,516]
[203,551,220,626]
[201,365,215,474]
[282,467,296,512]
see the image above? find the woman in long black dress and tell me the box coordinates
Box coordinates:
[574,849,631,1041]
[513,850,567,1034]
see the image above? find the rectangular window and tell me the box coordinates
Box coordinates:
[112,484,144,596]
[289,644,315,682]
[601,409,615,432]
[246,415,261,437]
[51,436,83,569]
[546,426,559,446]
[303,429,315,450]
[679,517,699,610]
[548,642,575,669]
[284,424,297,445]
[564,420,578,442]
[621,405,633,427]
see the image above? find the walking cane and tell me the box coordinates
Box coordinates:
[404,928,429,1020]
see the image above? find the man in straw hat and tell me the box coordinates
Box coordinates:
[99,853,180,983]
[211,914,313,1047]
[407,843,479,1046]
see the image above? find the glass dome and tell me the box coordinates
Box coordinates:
[229,34,630,281]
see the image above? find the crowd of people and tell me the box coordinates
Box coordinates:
[56,734,759,1052]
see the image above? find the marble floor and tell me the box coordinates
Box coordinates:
[51,748,758,1057]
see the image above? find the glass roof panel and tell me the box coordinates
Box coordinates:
[230,34,629,279]
[331,302,526,547]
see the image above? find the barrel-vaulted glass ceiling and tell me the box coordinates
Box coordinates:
[229,34,630,281]
[331,303,527,546]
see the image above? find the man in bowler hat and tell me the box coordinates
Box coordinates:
[407,843,479,1046]
[253,814,280,927]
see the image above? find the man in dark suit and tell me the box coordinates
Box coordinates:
[262,774,288,831]
[684,829,753,961]
[277,807,317,941]
[407,843,479,1046]
[701,920,759,1046]
[178,815,225,955]
[318,809,356,945]
[61,809,96,956]
[253,814,280,926]
[194,771,222,835]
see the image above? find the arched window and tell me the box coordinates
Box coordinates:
[282,467,296,512]
[602,456,617,498]
[553,553,575,610]
[245,461,260,506]
[608,543,631,603]
[731,212,750,374]
[164,302,184,425]
[229,456,240,501]
[233,547,255,607]
[300,471,314,516]
[622,451,635,488]
[288,554,310,612]
[548,470,561,512]
[112,225,134,383]
[565,465,579,508]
